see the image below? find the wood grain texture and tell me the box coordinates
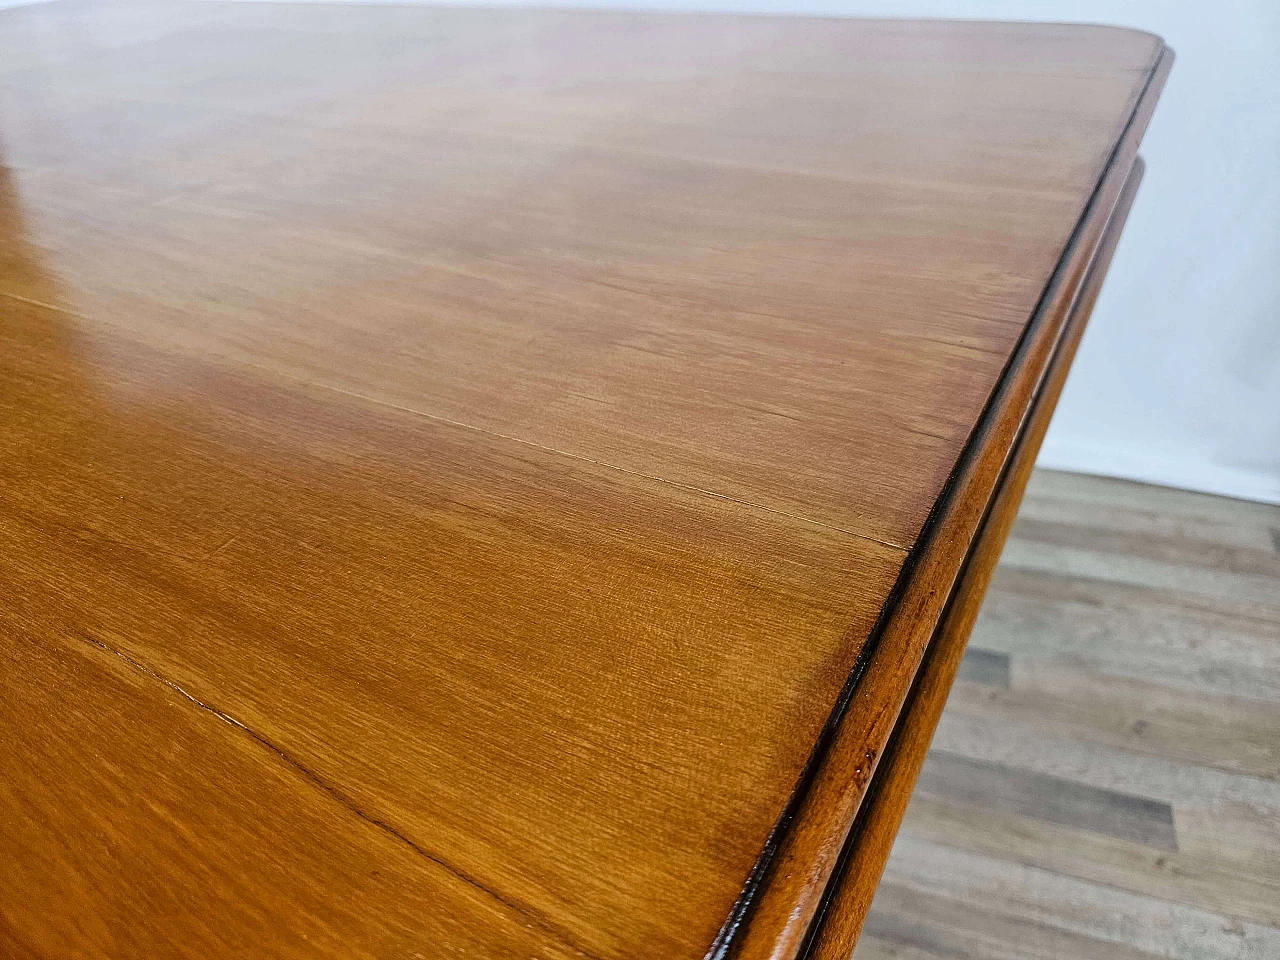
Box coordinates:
[0,291,899,959]
[0,2,1164,548]
[724,55,1169,959]
[855,471,1280,959]
[0,3,1166,958]
[0,629,583,960]
[799,155,1149,960]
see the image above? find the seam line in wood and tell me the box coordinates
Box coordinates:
[67,629,603,960]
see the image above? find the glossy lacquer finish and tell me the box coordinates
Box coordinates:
[0,4,1166,959]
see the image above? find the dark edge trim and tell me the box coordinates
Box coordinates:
[707,42,1172,960]
[797,153,1148,960]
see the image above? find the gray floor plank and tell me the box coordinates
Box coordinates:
[855,469,1280,960]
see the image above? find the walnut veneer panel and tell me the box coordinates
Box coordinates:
[0,4,1167,959]
[0,3,1163,546]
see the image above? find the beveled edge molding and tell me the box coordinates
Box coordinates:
[805,152,1148,960]
[711,40,1174,960]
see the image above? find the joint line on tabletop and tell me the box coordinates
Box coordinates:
[68,629,603,960]
[0,290,907,553]
[2,290,93,318]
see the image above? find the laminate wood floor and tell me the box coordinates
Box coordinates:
[854,468,1280,960]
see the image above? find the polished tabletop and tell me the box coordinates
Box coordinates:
[0,3,1164,958]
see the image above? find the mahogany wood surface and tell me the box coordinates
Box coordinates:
[0,4,1167,958]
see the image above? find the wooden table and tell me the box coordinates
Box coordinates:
[0,4,1169,958]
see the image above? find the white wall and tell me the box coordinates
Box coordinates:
[1025,1,1280,506]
